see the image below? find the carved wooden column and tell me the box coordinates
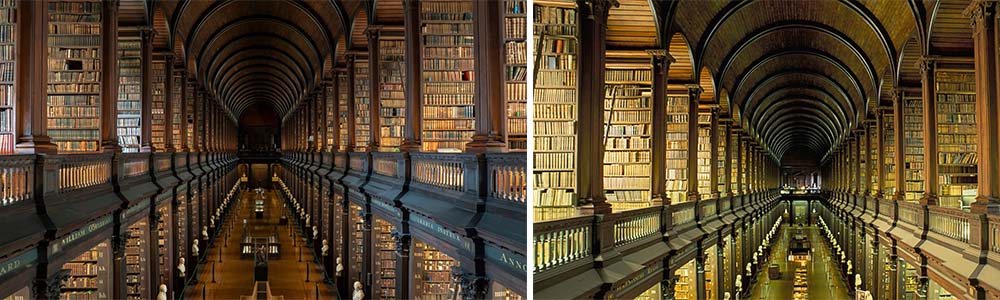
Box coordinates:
[14,0,57,153]
[723,120,733,199]
[178,70,189,152]
[574,0,615,214]
[876,111,886,203]
[466,0,507,153]
[687,86,702,203]
[400,0,423,152]
[140,27,156,152]
[320,84,329,152]
[367,28,381,152]
[100,0,120,152]
[330,75,341,152]
[649,50,673,205]
[191,87,202,153]
[919,58,939,206]
[346,57,357,151]
[967,0,1000,213]
[709,108,720,201]
[163,54,175,152]
[734,128,744,205]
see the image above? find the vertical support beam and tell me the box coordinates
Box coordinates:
[400,0,423,152]
[15,0,56,154]
[710,108,720,200]
[574,0,615,214]
[100,0,120,152]
[649,50,673,205]
[367,28,381,152]
[723,121,733,198]
[164,55,175,152]
[687,86,702,203]
[346,58,357,152]
[320,84,329,152]
[393,232,411,300]
[919,58,939,205]
[178,70,189,152]
[466,0,507,153]
[191,88,201,153]
[967,0,1000,213]
[331,75,341,152]
[877,108,886,201]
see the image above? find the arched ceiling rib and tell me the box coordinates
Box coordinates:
[158,0,362,119]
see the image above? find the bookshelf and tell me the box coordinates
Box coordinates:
[171,71,182,148]
[420,0,476,152]
[0,0,13,153]
[61,241,111,300]
[903,95,923,202]
[935,70,977,209]
[354,59,371,151]
[125,221,148,300]
[332,193,343,253]
[373,218,396,300]
[532,4,576,219]
[117,36,141,152]
[603,68,651,209]
[705,246,716,300]
[47,0,102,153]
[883,110,895,197]
[175,193,187,271]
[349,203,364,283]
[156,206,171,287]
[673,260,695,300]
[505,0,527,151]
[414,240,459,300]
[379,38,405,151]
[665,96,689,203]
[730,128,739,194]
[901,260,918,297]
[697,112,711,196]
[150,58,165,151]
[338,72,349,151]
[635,283,660,300]
[716,122,727,195]
[868,121,879,197]
[325,83,335,150]
[185,79,194,148]
[491,282,524,300]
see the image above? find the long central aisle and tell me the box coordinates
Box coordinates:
[749,225,850,300]
[183,190,335,299]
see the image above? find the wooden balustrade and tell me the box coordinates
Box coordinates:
[121,153,149,179]
[0,155,33,207]
[155,154,171,173]
[700,198,717,218]
[349,153,366,172]
[990,215,1000,256]
[880,200,894,220]
[898,201,921,226]
[672,201,696,226]
[411,153,471,192]
[613,206,660,246]
[58,154,112,192]
[372,153,400,178]
[927,206,971,243]
[486,153,526,204]
[175,154,187,169]
[720,196,731,212]
[334,153,345,169]
[534,215,593,273]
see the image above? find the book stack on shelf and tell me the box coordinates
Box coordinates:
[171,71,183,147]
[175,194,187,269]
[883,109,896,197]
[730,129,740,194]
[603,68,651,209]
[716,123,727,194]
[354,59,371,151]
[150,58,166,150]
[414,240,459,300]
[374,218,397,300]
[185,79,195,147]
[851,139,859,192]
[697,112,712,196]
[47,0,102,153]
[868,121,879,197]
[936,70,977,210]
[532,4,576,219]
[61,242,110,300]
[349,204,364,283]
[902,262,918,296]
[125,222,148,300]
[325,83,335,149]
[665,96,689,203]
[332,194,344,251]
[156,206,171,287]
[379,38,405,151]
[634,283,661,300]
[491,283,524,300]
[338,72,349,151]
[0,0,13,153]
[704,247,716,299]
[117,37,141,152]
[673,263,693,300]
[902,95,924,201]
[505,0,527,151]
[421,0,475,152]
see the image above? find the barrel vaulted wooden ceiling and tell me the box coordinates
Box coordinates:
[607,0,971,161]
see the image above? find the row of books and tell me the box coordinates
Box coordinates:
[424,119,474,130]
[605,111,651,123]
[421,131,474,140]
[48,118,98,129]
[605,124,649,136]
[534,121,573,135]
[604,164,650,176]
[605,178,650,189]
[535,152,574,169]
[605,151,650,162]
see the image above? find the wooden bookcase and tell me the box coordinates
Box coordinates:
[125,221,148,300]
[868,121,879,197]
[338,72,349,151]
[413,240,459,300]
[150,58,166,151]
[673,260,695,300]
[504,0,527,151]
[491,282,525,300]
[730,128,740,194]
[175,193,187,272]
[354,59,371,151]
[325,83,335,150]
[171,70,183,148]
[373,218,397,300]
[935,69,976,209]
[47,0,102,153]
[349,203,364,284]
[697,112,711,196]
[379,38,405,151]
[902,95,923,201]
[117,35,141,152]
[420,0,476,152]
[635,283,661,300]
[883,109,895,197]
[156,206,171,289]
[0,0,14,153]
[185,79,194,148]
[532,3,577,217]
[665,95,689,203]
[603,67,651,209]
[61,241,111,300]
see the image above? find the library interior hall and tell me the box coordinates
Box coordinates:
[532,0,1000,299]
[0,0,527,300]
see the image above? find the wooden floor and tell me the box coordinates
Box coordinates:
[748,224,850,300]
[183,190,337,300]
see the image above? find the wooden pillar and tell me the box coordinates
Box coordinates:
[466,0,507,153]
[400,0,423,152]
[330,76,341,152]
[191,87,201,152]
[320,84,329,152]
[178,70,189,152]
[649,50,673,205]
[919,58,939,205]
[862,124,871,199]
[710,108,720,200]
[877,111,886,201]
[140,27,156,152]
[967,0,1000,213]
[735,129,744,200]
[14,0,57,154]
[723,121,733,198]
[346,57,357,151]
[574,0,615,214]
[163,54,175,152]
[393,232,412,300]
[687,86,703,203]
[367,28,381,152]
[100,0,120,152]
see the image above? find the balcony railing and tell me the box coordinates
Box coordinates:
[898,201,921,226]
[0,155,33,207]
[990,215,1000,256]
[928,206,970,243]
[614,206,660,246]
[534,215,593,273]
[411,153,470,192]
[372,153,400,178]
[58,153,112,192]
[121,153,149,179]
[486,153,526,204]
[672,201,696,226]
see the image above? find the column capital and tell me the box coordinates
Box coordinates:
[917,56,937,77]
[687,84,704,96]
[965,0,997,26]
[138,26,156,42]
